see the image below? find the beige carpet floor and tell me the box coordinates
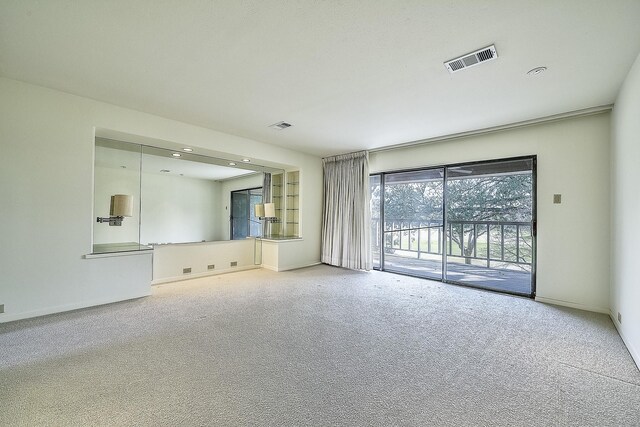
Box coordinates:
[1,264,639,426]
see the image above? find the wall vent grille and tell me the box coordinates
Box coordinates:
[444,45,498,74]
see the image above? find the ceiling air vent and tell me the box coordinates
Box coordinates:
[269,121,292,130]
[444,44,498,74]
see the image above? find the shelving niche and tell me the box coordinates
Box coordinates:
[268,170,300,239]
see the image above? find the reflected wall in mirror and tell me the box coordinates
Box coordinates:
[93,138,283,254]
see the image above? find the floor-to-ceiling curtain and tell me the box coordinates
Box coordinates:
[321,151,372,270]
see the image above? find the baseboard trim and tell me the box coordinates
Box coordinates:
[0,292,151,324]
[609,311,640,371]
[260,262,321,272]
[277,261,322,272]
[151,265,260,285]
[535,296,609,314]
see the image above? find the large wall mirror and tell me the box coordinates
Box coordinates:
[93,138,284,254]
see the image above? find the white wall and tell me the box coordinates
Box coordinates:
[370,113,611,313]
[610,52,640,367]
[0,77,322,323]
[261,238,321,272]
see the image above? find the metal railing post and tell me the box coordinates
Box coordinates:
[487,224,491,268]
[516,224,520,263]
[501,224,505,261]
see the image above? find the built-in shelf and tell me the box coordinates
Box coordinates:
[285,171,300,238]
[269,172,284,238]
[268,170,299,239]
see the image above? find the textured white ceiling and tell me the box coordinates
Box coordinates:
[1,1,639,157]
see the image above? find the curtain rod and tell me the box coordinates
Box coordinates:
[368,104,612,154]
[322,149,369,160]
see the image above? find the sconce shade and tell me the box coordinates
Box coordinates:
[264,203,276,218]
[254,204,265,218]
[110,194,133,217]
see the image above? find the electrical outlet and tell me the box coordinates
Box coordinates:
[183,267,192,274]
[0,304,4,314]
[553,194,562,204]
[618,312,622,324]
[208,264,215,270]
[230,261,238,267]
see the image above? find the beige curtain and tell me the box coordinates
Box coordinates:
[321,151,372,270]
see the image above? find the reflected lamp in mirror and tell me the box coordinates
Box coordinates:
[254,203,277,221]
[97,194,133,226]
[254,203,265,218]
[264,203,276,218]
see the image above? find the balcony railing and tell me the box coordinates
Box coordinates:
[372,218,533,269]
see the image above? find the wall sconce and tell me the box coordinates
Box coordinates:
[254,203,277,221]
[97,194,133,226]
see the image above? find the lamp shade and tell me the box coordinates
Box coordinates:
[110,194,133,217]
[264,202,276,218]
[254,204,265,218]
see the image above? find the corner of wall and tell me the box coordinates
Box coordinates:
[610,50,640,370]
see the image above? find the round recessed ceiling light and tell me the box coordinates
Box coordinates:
[527,66,547,76]
[182,148,193,152]
[228,162,236,166]
[172,153,181,157]
[241,158,251,163]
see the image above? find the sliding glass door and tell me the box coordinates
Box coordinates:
[375,168,444,281]
[370,174,382,269]
[371,157,535,297]
[445,158,534,295]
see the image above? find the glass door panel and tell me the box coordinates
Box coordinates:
[370,175,381,269]
[382,168,444,280]
[445,158,534,295]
